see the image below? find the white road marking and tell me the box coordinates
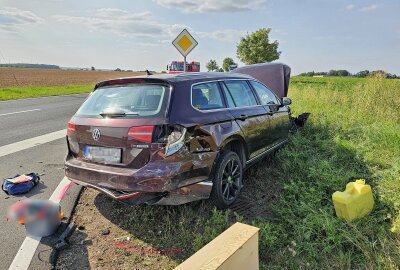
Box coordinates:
[8,236,41,270]
[8,177,72,270]
[0,109,41,117]
[0,129,66,158]
[0,93,88,103]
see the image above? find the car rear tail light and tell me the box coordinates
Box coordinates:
[165,126,186,157]
[128,126,155,143]
[67,121,76,135]
[66,121,79,153]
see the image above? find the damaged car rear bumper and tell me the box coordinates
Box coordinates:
[64,151,217,205]
[70,178,213,205]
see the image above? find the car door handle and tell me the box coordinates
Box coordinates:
[236,114,248,121]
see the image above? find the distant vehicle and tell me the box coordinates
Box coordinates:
[167,61,200,74]
[65,63,292,208]
[229,64,238,71]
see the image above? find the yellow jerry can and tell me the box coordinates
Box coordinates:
[332,179,374,222]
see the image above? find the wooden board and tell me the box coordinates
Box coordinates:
[175,222,259,270]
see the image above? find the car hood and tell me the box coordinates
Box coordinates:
[231,62,291,98]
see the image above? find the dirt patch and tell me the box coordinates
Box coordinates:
[56,189,180,270]
[0,68,144,88]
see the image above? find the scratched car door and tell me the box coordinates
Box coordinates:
[249,80,290,145]
[220,80,272,159]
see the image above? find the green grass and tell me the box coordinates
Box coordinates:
[264,76,400,268]
[82,76,400,269]
[0,84,93,100]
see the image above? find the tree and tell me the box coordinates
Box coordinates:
[236,28,280,64]
[327,70,338,76]
[115,68,122,72]
[222,57,237,72]
[337,70,350,77]
[91,66,95,71]
[368,70,386,78]
[206,59,219,72]
[327,70,350,77]
[355,70,369,78]
[386,73,398,79]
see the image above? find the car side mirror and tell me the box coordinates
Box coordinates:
[281,97,292,106]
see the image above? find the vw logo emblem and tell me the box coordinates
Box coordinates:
[92,128,101,141]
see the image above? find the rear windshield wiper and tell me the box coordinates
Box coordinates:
[99,111,139,118]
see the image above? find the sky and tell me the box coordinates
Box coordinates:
[0,0,399,75]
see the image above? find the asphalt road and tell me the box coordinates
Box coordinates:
[0,94,87,146]
[0,94,87,269]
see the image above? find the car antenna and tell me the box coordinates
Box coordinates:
[145,69,152,76]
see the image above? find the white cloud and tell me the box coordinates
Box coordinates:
[197,29,246,43]
[360,4,377,12]
[0,7,44,32]
[53,8,253,46]
[54,8,185,41]
[155,0,267,13]
[197,28,284,44]
[346,4,355,11]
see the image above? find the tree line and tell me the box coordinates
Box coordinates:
[0,63,60,69]
[299,70,398,79]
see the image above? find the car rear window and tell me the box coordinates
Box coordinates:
[192,82,225,110]
[76,84,167,118]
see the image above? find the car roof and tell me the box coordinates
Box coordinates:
[153,72,253,82]
[95,72,254,88]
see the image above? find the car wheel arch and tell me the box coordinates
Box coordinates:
[220,136,248,166]
[207,136,247,183]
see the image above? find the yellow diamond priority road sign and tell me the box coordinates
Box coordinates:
[172,29,198,57]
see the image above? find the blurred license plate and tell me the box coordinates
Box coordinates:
[84,146,121,164]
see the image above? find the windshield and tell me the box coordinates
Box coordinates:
[171,63,184,71]
[76,84,167,118]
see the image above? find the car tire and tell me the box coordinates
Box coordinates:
[209,151,243,209]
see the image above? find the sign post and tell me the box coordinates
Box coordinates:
[172,29,198,73]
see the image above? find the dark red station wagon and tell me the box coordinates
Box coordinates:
[65,63,292,208]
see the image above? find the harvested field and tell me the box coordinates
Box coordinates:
[0,68,144,88]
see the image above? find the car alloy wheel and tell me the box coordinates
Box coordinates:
[210,151,243,209]
[221,158,241,202]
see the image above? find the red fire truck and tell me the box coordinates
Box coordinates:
[167,61,200,74]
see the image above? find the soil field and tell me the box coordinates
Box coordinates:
[0,68,144,88]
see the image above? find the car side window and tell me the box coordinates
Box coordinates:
[250,81,281,105]
[192,82,225,110]
[220,83,236,108]
[223,80,258,107]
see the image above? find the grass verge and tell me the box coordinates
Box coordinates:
[57,77,400,269]
[0,85,92,100]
